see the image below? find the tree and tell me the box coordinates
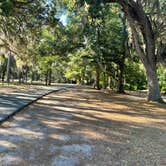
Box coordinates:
[65,49,93,84]
[39,56,56,85]
[83,3,129,91]
[0,54,7,82]
[124,58,147,90]
[79,0,165,102]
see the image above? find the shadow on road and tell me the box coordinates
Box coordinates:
[0,87,166,165]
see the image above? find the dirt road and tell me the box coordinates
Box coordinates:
[0,87,166,166]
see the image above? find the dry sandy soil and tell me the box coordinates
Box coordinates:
[0,86,166,166]
[0,84,38,93]
[0,84,54,93]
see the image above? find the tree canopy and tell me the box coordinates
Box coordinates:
[0,0,165,102]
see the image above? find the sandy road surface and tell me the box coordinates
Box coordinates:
[0,87,166,166]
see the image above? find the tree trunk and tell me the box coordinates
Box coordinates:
[117,17,126,94]
[18,71,22,84]
[109,76,112,89]
[144,62,162,102]
[6,53,11,84]
[129,21,162,101]
[25,69,28,84]
[2,71,5,83]
[45,71,48,86]
[117,61,125,93]
[48,69,52,86]
[31,70,34,84]
[95,66,100,90]
[1,64,6,83]
[103,72,107,89]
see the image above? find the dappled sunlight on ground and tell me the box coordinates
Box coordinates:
[0,87,166,165]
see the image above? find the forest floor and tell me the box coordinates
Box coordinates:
[0,86,166,166]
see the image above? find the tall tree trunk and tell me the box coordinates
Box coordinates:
[144,61,162,102]
[45,71,48,86]
[31,70,34,84]
[18,70,22,84]
[25,68,28,84]
[48,69,52,86]
[109,76,112,90]
[117,17,127,93]
[117,61,125,93]
[2,71,5,83]
[128,19,162,101]
[103,71,107,89]
[6,53,11,84]
[95,66,100,90]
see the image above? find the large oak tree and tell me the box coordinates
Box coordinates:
[101,0,165,102]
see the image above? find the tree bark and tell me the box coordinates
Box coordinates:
[1,70,5,83]
[103,71,108,89]
[25,67,28,84]
[45,71,48,86]
[31,70,34,84]
[6,53,11,84]
[95,66,100,90]
[18,70,22,84]
[144,61,162,102]
[48,69,52,86]
[117,17,127,93]
[117,61,125,93]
